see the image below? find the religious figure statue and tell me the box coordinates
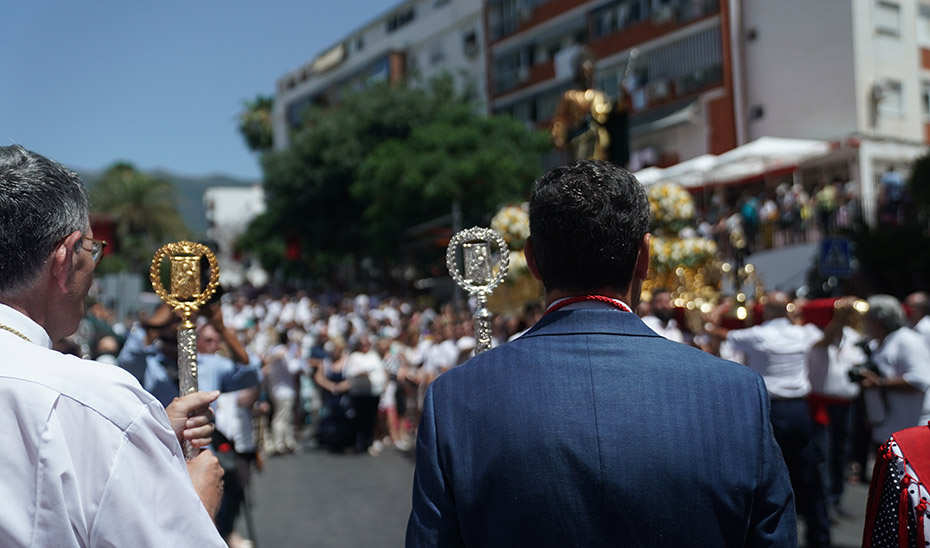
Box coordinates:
[551,47,631,167]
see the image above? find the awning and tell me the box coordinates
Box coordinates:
[633,137,832,189]
[633,166,665,186]
[656,153,717,187]
[630,99,698,137]
[706,137,830,184]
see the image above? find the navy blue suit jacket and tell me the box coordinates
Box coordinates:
[407,309,796,547]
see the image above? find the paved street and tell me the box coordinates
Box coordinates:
[243,443,415,548]
[240,439,871,547]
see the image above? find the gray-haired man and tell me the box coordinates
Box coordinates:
[0,145,225,547]
[860,294,930,444]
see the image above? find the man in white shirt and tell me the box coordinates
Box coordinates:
[806,298,865,517]
[858,295,930,444]
[344,336,386,452]
[0,145,226,547]
[264,331,305,455]
[905,291,930,350]
[709,292,830,548]
[641,288,685,343]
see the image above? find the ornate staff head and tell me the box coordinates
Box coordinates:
[446,227,509,354]
[150,241,220,329]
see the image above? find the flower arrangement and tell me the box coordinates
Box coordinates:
[648,182,695,235]
[490,204,530,251]
[488,203,542,313]
[649,236,717,274]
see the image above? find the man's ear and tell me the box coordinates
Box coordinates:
[51,231,81,294]
[634,233,651,281]
[524,236,542,282]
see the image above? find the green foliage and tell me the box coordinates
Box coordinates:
[851,224,930,298]
[354,101,549,256]
[909,153,930,214]
[238,95,274,152]
[243,75,549,278]
[90,163,189,272]
[846,153,930,296]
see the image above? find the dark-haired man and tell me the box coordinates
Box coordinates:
[0,145,225,546]
[407,160,796,547]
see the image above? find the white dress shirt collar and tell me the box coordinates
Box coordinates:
[0,302,53,348]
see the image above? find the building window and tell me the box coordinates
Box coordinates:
[878,79,904,117]
[387,8,416,33]
[918,4,930,46]
[921,81,930,121]
[487,0,546,41]
[875,1,901,37]
[434,0,451,7]
[463,30,479,57]
[430,43,446,65]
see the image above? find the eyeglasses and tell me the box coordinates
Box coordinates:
[82,237,108,265]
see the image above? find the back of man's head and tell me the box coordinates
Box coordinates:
[529,160,649,294]
[0,145,88,295]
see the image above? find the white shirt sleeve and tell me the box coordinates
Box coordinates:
[88,402,225,548]
[898,331,930,392]
[726,326,760,354]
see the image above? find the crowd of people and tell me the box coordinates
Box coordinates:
[647,288,930,547]
[57,238,930,547]
[691,177,863,260]
[47,287,543,546]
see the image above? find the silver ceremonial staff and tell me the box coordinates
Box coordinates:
[150,241,220,459]
[446,227,509,354]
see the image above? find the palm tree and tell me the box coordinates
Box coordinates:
[90,163,189,271]
[238,95,274,152]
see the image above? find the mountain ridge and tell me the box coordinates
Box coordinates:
[79,169,259,238]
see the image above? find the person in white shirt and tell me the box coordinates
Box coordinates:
[905,291,930,350]
[641,288,685,343]
[0,145,225,547]
[858,294,930,445]
[806,298,865,517]
[344,336,386,452]
[708,292,831,548]
[264,331,305,455]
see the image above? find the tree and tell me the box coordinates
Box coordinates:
[909,153,930,218]
[842,154,930,297]
[241,74,548,281]
[238,95,274,153]
[353,98,549,257]
[90,163,189,272]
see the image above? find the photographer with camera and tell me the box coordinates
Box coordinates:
[858,295,930,445]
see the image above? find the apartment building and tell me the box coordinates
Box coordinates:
[272,0,486,150]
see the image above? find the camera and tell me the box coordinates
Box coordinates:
[848,338,881,384]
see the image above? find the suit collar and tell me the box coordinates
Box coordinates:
[520,309,664,339]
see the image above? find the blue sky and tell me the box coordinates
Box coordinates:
[0,1,391,180]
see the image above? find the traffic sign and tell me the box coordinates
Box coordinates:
[819,238,853,278]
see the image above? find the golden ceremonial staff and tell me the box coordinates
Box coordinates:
[150,241,220,458]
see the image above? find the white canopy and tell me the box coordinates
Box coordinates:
[633,166,665,186]
[706,137,830,184]
[655,154,718,187]
[633,137,831,189]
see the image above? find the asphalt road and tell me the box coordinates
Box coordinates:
[242,444,415,548]
[239,438,870,548]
